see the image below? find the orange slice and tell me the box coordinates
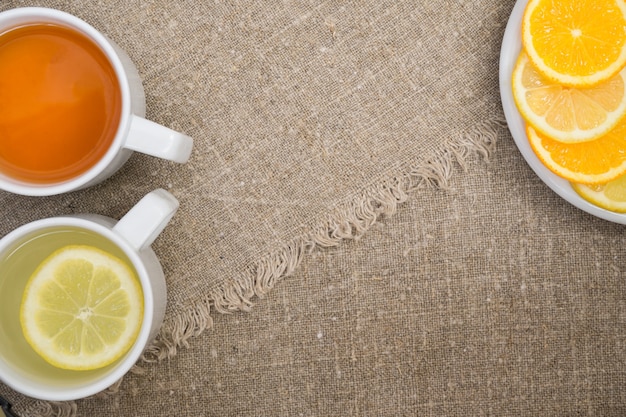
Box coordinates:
[512,52,626,143]
[526,123,626,184]
[522,0,626,87]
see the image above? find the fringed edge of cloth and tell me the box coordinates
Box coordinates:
[146,119,506,360]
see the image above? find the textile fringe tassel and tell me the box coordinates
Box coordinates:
[23,118,505,417]
[146,118,505,361]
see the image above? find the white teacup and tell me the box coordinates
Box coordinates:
[0,7,193,196]
[0,189,177,401]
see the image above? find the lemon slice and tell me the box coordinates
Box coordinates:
[20,245,143,371]
[572,174,626,213]
[513,52,626,143]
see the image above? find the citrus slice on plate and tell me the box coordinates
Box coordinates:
[512,52,626,143]
[526,122,626,184]
[572,174,626,212]
[20,245,143,371]
[522,0,626,87]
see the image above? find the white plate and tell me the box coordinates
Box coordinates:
[498,0,626,224]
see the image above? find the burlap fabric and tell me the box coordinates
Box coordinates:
[1,0,625,416]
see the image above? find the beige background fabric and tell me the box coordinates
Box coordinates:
[1,0,625,416]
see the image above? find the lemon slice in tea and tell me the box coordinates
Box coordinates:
[20,245,143,371]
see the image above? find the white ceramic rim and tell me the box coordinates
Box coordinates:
[499,0,626,224]
[0,217,154,402]
[0,7,132,197]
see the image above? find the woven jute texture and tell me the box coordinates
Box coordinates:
[3,0,624,416]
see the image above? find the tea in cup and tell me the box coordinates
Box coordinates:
[0,7,193,196]
[0,189,177,401]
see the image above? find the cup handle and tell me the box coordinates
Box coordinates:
[124,115,193,163]
[113,189,179,251]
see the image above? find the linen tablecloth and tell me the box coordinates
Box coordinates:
[1,0,625,416]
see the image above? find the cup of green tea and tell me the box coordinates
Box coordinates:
[0,8,193,196]
[0,189,177,401]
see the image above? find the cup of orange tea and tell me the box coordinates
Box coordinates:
[0,8,193,196]
[0,189,177,401]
